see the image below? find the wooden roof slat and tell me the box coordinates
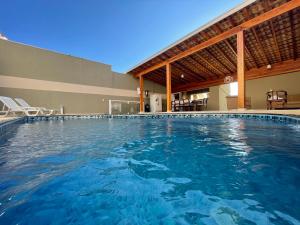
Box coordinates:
[270,19,283,61]
[147,71,165,83]
[155,67,185,85]
[201,31,237,70]
[214,24,250,69]
[227,16,258,69]
[133,0,300,77]
[172,62,206,82]
[251,27,271,64]
[204,48,233,74]
[174,0,299,64]
[173,46,215,79]
[290,11,298,59]
[242,7,271,65]
[173,61,207,81]
[264,0,283,62]
[223,38,237,58]
[185,55,218,79]
[147,77,164,86]
[167,67,192,84]
[193,52,225,75]
[245,43,259,68]
[173,58,300,92]
[214,43,238,70]
[130,0,300,91]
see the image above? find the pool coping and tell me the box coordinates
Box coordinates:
[25,112,300,123]
[0,112,299,138]
[0,117,26,138]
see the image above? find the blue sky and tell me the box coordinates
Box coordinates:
[0,0,243,73]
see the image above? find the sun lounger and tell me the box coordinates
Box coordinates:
[0,96,41,116]
[15,98,55,116]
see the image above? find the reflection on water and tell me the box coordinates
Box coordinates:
[0,118,299,225]
[223,119,253,156]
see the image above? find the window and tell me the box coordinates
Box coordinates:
[229,82,238,96]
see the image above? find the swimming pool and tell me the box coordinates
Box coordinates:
[0,116,299,224]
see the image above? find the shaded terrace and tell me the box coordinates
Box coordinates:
[127,0,300,112]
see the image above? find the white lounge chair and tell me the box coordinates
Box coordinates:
[0,96,41,116]
[15,98,54,116]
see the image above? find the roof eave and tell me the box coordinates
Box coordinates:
[126,0,257,74]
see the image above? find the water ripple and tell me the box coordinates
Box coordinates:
[0,118,299,224]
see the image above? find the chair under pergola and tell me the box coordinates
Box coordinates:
[127,0,300,112]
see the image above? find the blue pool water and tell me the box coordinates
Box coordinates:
[0,117,299,225]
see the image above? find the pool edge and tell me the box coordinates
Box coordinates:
[0,117,26,138]
[25,113,300,124]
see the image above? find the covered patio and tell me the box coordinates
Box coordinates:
[128,0,300,112]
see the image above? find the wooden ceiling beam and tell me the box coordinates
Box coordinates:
[224,39,237,57]
[151,70,183,86]
[149,71,164,82]
[223,38,251,70]
[245,44,259,68]
[147,72,165,85]
[173,79,226,93]
[171,72,193,84]
[251,27,271,65]
[155,67,186,84]
[214,24,237,56]
[220,37,248,69]
[202,31,237,71]
[202,49,233,73]
[228,18,259,69]
[264,0,283,62]
[173,58,300,92]
[135,0,300,77]
[135,62,167,77]
[166,24,242,64]
[242,8,271,65]
[193,52,225,75]
[149,79,165,86]
[141,64,190,85]
[169,66,195,83]
[173,61,207,81]
[172,46,208,81]
[290,11,298,60]
[151,70,169,84]
[186,55,218,79]
[152,68,165,79]
[269,20,283,61]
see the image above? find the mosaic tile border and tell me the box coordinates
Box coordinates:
[0,117,26,138]
[1,113,299,138]
[25,113,300,124]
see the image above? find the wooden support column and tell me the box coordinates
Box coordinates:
[139,75,144,113]
[166,63,172,112]
[237,30,245,109]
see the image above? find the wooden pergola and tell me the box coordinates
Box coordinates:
[127,0,300,112]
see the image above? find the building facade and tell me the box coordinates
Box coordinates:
[0,39,165,114]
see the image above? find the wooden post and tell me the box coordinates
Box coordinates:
[139,75,144,113]
[237,30,245,109]
[166,63,172,112]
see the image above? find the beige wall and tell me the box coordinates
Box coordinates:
[246,72,300,109]
[0,88,138,114]
[0,39,165,113]
[219,84,230,111]
[206,86,219,110]
[217,72,300,110]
